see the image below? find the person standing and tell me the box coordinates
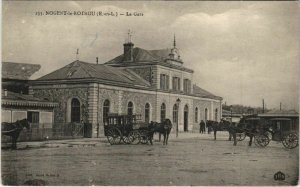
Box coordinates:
[200,120,205,134]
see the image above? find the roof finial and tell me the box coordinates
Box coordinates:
[173,34,176,48]
[76,48,79,60]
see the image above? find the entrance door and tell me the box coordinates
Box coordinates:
[184,105,188,132]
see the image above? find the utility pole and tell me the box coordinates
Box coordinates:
[280,102,282,111]
[262,99,265,113]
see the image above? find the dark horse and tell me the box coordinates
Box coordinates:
[210,120,233,140]
[149,119,172,145]
[210,119,241,146]
[2,119,30,149]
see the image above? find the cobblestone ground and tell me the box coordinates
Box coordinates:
[1,132,299,186]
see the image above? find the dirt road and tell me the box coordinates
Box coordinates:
[1,133,298,185]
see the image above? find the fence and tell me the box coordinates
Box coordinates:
[2,122,92,143]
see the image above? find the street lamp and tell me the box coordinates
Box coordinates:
[176,98,181,138]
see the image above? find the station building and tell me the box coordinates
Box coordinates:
[30,38,223,137]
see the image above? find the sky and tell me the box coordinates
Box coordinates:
[2,1,299,110]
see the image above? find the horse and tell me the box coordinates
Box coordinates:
[211,119,232,141]
[2,119,30,149]
[149,119,172,145]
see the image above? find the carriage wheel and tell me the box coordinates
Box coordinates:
[282,133,298,149]
[237,133,246,141]
[106,128,122,145]
[128,131,141,145]
[254,134,270,147]
[139,130,149,144]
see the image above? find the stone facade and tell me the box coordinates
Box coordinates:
[30,82,221,137]
[31,84,89,123]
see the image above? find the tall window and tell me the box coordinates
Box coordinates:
[71,98,81,123]
[215,109,218,121]
[183,79,191,94]
[128,101,133,115]
[160,74,169,90]
[204,108,208,121]
[195,107,198,123]
[173,104,178,123]
[161,103,166,122]
[145,103,150,123]
[103,99,110,124]
[172,77,181,91]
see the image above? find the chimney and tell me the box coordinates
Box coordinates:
[123,42,134,62]
[96,57,99,64]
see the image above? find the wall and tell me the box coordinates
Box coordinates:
[31,82,221,137]
[1,107,54,125]
[31,84,89,123]
[156,65,193,93]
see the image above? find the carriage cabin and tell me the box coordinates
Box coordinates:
[269,118,297,135]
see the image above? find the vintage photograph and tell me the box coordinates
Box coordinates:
[1,1,299,186]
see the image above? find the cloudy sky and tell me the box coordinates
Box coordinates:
[3,1,299,110]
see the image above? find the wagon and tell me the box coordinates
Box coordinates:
[103,113,151,145]
[268,118,298,149]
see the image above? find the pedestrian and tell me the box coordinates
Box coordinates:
[200,120,205,134]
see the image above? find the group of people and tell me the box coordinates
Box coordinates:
[199,120,213,134]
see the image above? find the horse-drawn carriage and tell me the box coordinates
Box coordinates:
[235,117,298,149]
[104,113,173,145]
[104,113,156,145]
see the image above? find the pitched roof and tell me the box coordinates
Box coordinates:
[2,62,41,80]
[105,47,193,72]
[193,85,222,100]
[37,60,150,87]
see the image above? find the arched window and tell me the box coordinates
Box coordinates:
[128,101,133,115]
[205,108,208,121]
[71,98,80,123]
[195,107,198,123]
[161,103,166,122]
[103,99,110,125]
[145,103,150,123]
[215,108,218,121]
[173,104,178,123]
